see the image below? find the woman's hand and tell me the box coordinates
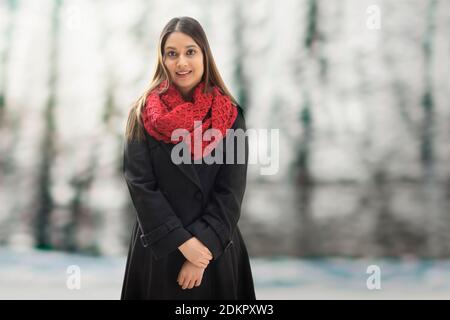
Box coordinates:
[178,237,213,268]
[177,260,205,289]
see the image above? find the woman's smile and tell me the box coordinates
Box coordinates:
[176,70,192,78]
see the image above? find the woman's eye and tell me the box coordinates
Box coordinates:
[187,49,196,55]
[167,51,176,57]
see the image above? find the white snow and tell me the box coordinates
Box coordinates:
[1,248,450,300]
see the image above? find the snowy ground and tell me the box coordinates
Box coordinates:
[1,247,449,300]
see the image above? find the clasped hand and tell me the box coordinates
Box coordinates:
[177,237,213,289]
[177,260,205,289]
[178,237,212,268]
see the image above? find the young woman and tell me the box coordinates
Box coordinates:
[121,16,256,300]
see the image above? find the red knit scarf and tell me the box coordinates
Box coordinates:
[142,80,238,160]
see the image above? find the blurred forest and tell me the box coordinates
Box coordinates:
[0,0,449,258]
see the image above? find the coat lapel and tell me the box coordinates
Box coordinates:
[158,141,205,195]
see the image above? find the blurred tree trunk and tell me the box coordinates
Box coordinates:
[232,0,248,110]
[0,0,18,185]
[0,0,17,126]
[34,0,62,250]
[421,0,443,257]
[62,158,97,253]
[295,0,320,256]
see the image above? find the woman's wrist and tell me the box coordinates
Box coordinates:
[178,236,194,251]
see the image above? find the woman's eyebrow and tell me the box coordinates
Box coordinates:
[165,45,198,50]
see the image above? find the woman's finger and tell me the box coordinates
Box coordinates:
[183,278,192,290]
[182,277,191,289]
[177,273,184,286]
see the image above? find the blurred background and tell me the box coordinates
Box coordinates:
[0,0,449,299]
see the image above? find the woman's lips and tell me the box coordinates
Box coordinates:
[176,71,192,78]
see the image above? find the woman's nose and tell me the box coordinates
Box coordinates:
[177,56,188,68]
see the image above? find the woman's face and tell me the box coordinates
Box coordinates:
[163,32,204,99]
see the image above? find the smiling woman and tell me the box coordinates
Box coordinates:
[121,16,256,300]
[163,33,204,101]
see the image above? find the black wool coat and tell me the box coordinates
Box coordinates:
[120,106,256,300]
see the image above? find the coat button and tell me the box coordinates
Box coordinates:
[140,234,149,248]
[195,191,203,200]
[225,240,233,251]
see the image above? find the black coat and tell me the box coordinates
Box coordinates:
[120,106,256,300]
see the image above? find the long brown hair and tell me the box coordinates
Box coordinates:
[125,16,239,142]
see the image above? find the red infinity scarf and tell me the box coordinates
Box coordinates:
[142,80,238,160]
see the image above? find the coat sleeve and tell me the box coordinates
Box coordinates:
[123,133,193,260]
[185,109,249,261]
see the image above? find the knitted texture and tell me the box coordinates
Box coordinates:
[142,80,238,160]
